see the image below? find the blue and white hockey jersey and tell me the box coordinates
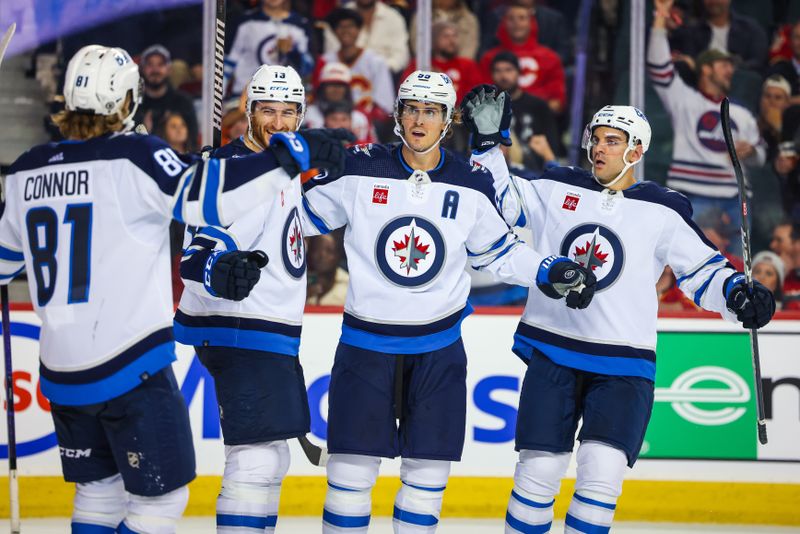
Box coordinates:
[175,137,306,356]
[473,147,738,381]
[0,132,295,405]
[301,143,545,354]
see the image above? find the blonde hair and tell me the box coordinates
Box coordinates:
[51,95,130,140]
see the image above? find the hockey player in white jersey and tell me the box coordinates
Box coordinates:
[300,71,596,534]
[0,46,349,534]
[175,65,345,533]
[463,86,776,534]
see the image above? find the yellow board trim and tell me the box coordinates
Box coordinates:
[1,476,798,525]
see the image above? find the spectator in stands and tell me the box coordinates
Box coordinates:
[155,113,195,154]
[479,1,566,113]
[770,220,796,271]
[768,21,800,101]
[410,0,480,60]
[649,0,765,256]
[490,51,561,173]
[306,233,349,306]
[224,0,314,96]
[657,266,698,311]
[136,45,199,146]
[221,98,248,147]
[323,0,410,74]
[753,251,785,308]
[306,62,377,144]
[783,224,800,310]
[319,8,395,121]
[695,207,743,271]
[402,21,483,104]
[670,0,768,73]
[759,75,793,160]
[479,0,571,66]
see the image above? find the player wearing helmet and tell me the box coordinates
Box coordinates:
[291,71,595,534]
[175,64,325,534]
[0,46,349,534]
[463,87,776,533]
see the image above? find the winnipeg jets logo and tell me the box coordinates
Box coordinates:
[282,207,306,279]
[560,223,624,292]
[696,111,737,152]
[392,225,430,274]
[573,228,609,271]
[376,216,445,287]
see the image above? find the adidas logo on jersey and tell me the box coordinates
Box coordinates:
[48,152,64,163]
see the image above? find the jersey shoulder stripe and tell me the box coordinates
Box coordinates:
[8,133,188,196]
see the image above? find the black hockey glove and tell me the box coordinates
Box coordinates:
[724,273,776,329]
[205,250,269,301]
[460,84,513,153]
[270,128,355,180]
[536,255,597,310]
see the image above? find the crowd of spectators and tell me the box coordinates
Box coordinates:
[19,0,800,310]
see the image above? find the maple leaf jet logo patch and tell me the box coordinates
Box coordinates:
[559,223,625,292]
[376,216,445,287]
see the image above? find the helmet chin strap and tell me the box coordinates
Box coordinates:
[591,145,641,189]
[120,98,140,133]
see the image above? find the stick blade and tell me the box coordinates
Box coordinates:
[758,422,768,445]
[297,435,328,467]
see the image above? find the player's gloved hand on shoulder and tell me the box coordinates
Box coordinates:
[536,255,597,309]
[270,128,355,181]
[460,84,513,153]
[205,250,269,301]
[724,273,776,329]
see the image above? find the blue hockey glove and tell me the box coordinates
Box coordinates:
[205,250,269,301]
[460,84,513,153]
[724,273,776,329]
[270,128,355,180]
[536,255,597,309]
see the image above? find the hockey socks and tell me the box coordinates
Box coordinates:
[564,442,627,534]
[392,459,450,533]
[71,474,126,534]
[323,454,381,533]
[504,450,570,534]
[216,442,290,534]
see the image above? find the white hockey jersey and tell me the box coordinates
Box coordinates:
[301,143,545,354]
[225,10,314,95]
[473,147,738,381]
[0,133,294,405]
[175,137,306,356]
[647,27,765,198]
[318,51,395,115]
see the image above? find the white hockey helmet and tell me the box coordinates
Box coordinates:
[246,64,306,133]
[582,105,651,187]
[63,45,142,131]
[394,70,457,154]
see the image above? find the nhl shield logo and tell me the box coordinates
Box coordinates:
[560,223,625,292]
[375,216,446,287]
[282,207,306,279]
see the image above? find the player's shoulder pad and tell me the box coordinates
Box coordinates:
[537,165,603,191]
[7,142,61,175]
[341,143,408,179]
[213,137,253,159]
[436,149,496,205]
[624,180,693,218]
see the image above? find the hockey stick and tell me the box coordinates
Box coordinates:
[0,23,16,71]
[297,434,328,467]
[0,22,21,534]
[720,98,768,445]
[1,287,19,533]
[211,0,225,148]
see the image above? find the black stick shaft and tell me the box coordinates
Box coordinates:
[1,286,15,470]
[212,0,226,148]
[720,98,768,445]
